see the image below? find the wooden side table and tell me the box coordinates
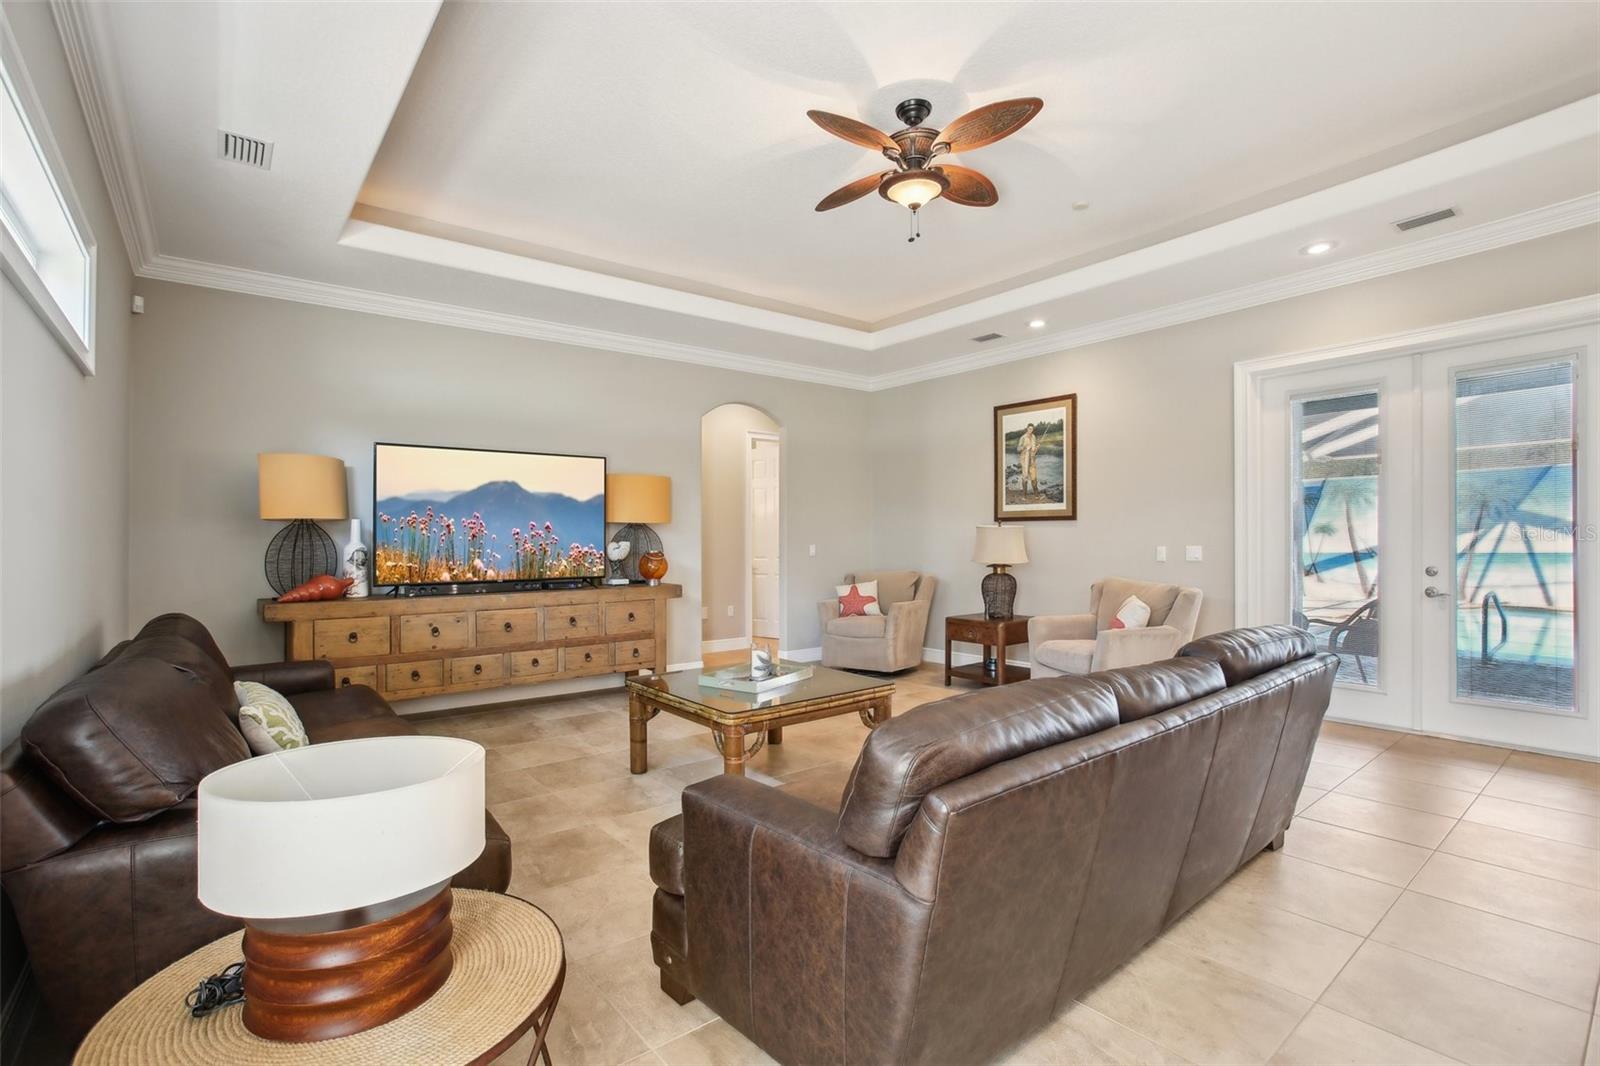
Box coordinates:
[945,613,1033,686]
[75,890,564,1066]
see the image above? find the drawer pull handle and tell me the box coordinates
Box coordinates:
[568,616,577,627]
[347,631,358,644]
[531,657,540,667]
[584,652,593,663]
[503,621,514,632]
[430,625,441,638]
[340,677,351,687]
[632,647,640,658]
[627,611,636,622]
[473,663,483,676]
[410,669,421,682]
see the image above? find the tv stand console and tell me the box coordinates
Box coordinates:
[260,583,681,701]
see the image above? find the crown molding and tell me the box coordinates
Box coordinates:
[138,254,875,390]
[50,0,157,271]
[865,193,1600,391]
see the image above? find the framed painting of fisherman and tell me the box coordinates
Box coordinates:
[994,393,1077,521]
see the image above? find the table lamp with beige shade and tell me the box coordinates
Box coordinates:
[258,453,348,595]
[974,523,1028,620]
[606,473,671,584]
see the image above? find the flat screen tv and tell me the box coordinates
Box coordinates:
[373,443,606,589]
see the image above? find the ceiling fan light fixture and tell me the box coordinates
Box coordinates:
[880,169,949,210]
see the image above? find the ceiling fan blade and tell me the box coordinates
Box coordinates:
[815,171,890,211]
[933,97,1043,154]
[806,110,898,153]
[935,164,998,207]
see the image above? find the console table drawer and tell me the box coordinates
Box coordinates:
[612,639,653,669]
[399,612,471,653]
[334,665,378,690]
[386,659,444,693]
[450,653,505,685]
[605,601,654,634]
[562,643,611,675]
[946,618,998,645]
[508,648,559,679]
[549,605,602,639]
[477,608,540,648]
[313,617,390,659]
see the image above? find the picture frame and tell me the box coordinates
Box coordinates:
[993,393,1077,521]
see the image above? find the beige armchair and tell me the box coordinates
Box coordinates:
[819,570,937,673]
[1029,577,1203,677]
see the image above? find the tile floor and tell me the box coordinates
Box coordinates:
[418,665,1600,1066]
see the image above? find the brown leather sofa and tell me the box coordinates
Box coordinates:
[0,613,513,1045]
[648,625,1335,1065]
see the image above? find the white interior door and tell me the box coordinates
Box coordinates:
[1416,326,1597,755]
[749,435,780,641]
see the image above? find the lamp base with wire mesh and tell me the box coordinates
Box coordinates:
[265,519,339,595]
[612,522,663,583]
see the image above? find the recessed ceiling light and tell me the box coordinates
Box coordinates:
[1072,201,1090,211]
[1301,240,1337,256]
[1029,319,1046,329]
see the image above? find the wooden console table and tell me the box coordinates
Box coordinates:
[261,584,680,701]
[944,613,1032,686]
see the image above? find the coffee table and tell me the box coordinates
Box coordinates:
[626,665,894,775]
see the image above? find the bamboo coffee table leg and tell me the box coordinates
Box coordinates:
[719,728,746,776]
[628,693,650,774]
[767,726,783,744]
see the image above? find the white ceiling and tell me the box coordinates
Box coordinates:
[53,1,1600,388]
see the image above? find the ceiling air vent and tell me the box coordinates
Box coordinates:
[1394,207,1456,232]
[971,332,1005,343]
[218,130,274,170]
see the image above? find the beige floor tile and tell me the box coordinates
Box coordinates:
[584,935,717,1047]
[774,761,853,811]
[1319,721,1403,751]
[485,767,554,805]
[1502,750,1600,791]
[526,751,637,792]
[595,802,684,856]
[1268,1004,1459,1066]
[561,774,689,819]
[1300,791,1456,849]
[1308,741,1379,770]
[1161,894,1363,998]
[1363,751,1496,792]
[1279,817,1432,887]
[485,737,591,773]
[1322,940,1590,1065]
[1215,851,1401,936]
[1302,761,1356,791]
[524,866,658,961]
[1372,890,1600,1009]
[491,788,586,842]
[1389,733,1510,769]
[621,1053,669,1066]
[654,1020,777,1065]
[1294,786,1326,813]
[1485,771,1600,817]
[519,825,639,889]
[1464,794,1600,849]
[1333,768,1478,817]
[1409,851,1600,943]
[1081,938,1312,1064]
[1586,1015,1599,1066]
[541,969,651,1066]
[1000,1001,1191,1065]
[1438,820,1600,890]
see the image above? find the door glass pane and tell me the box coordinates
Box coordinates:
[1292,391,1381,686]
[1453,362,1577,711]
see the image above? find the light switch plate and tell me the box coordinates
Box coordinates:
[1155,546,1168,563]
[808,544,817,557]
[1185,545,1203,562]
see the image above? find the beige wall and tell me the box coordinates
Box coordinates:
[700,403,780,645]
[869,226,1600,651]
[0,2,133,746]
[126,281,874,699]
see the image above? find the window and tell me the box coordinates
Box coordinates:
[0,13,95,373]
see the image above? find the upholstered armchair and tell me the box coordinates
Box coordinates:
[818,570,936,673]
[1029,576,1203,677]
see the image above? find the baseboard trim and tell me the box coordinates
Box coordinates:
[700,638,750,654]
[783,647,822,662]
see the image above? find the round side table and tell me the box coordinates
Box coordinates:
[75,890,565,1066]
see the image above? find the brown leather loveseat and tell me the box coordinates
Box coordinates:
[648,625,1336,1064]
[1,613,513,1044]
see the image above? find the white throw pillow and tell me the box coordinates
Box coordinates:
[1111,595,1152,630]
[835,580,882,617]
[233,680,310,754]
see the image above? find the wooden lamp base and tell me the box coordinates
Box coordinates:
[241,887,455,1042]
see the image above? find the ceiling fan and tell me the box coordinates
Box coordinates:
[807,96,1043,241]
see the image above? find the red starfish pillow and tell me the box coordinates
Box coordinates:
[835,581,881,617]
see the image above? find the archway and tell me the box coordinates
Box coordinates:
[699,403,781,668]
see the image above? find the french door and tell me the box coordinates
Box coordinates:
[1254,323,1598,757]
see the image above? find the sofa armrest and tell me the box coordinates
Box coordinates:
[680,775,930,1062]
[1091,625,1182,671]
[1029,613,1096,662]
[231,659,335,694]
[817,598,840,630]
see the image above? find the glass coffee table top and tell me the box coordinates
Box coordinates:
[627,663,892,717]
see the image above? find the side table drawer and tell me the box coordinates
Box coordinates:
[386,659,444,693]
[562,643,611,676]
[313,617,390,659]
[945,618,994,645]
[334,665,378,691]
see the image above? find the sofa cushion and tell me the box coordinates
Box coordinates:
[649,814,685,895]
[837,676,1119,858]
[1179,625,1316,686]
[1092,657,1227,722]
[234,681,310,753]
[1034,639,1095,675]
[825,614,888,639]
[21,654,250,824]
[851,569,920,606]
[290,685,407,741]
[114,634,241,717]
[135,613,231,674]
[1095,578,1182,631]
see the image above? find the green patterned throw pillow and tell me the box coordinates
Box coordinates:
[233,680,310,754]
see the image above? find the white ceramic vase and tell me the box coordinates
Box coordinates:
[342,518,370,598]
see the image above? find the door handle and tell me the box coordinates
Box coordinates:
[1424,565,1439,577]
[1424,586,1449,599]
